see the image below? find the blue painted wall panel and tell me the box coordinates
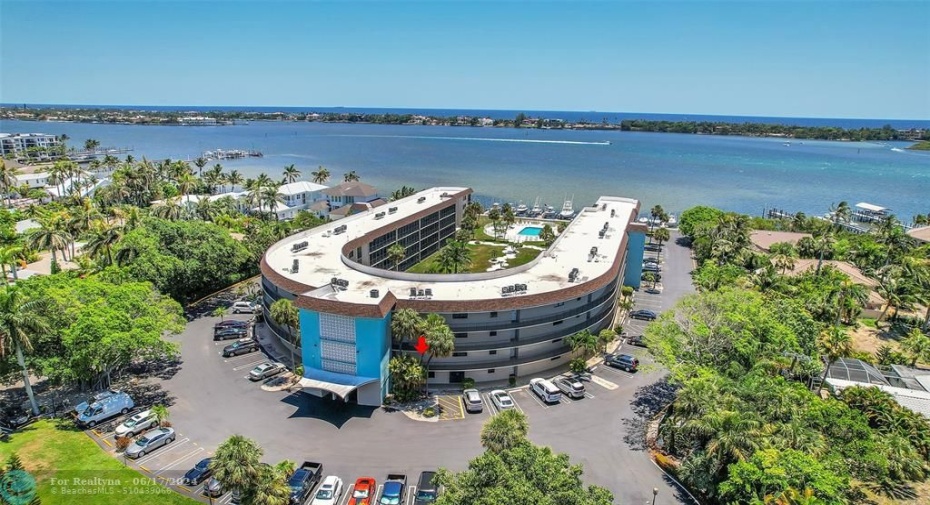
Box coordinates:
[299,310,322,372]
[624,230,646,288]
[355,315,391,380]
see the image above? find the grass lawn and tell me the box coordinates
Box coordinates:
[0,420,199,505]
[408,242,542,273]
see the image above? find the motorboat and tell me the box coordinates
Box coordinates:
[559,197,575,219]
[515,201,528,215]
[530,197,542,217]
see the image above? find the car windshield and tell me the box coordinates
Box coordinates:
[123,418,139,427]
[316,489,333,499]
[353,488,370,498]
[196,460,210,471]
[416,490,437,499]
[136,436,150,445]
[380,497,399,505]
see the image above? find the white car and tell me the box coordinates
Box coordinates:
[115,409,158,437]
[310,475,343,505]
[249,362,286,381]
[231,301,256,314]
[490,389,515,411]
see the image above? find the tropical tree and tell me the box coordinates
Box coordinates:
[0,286,50,415]
[539,224,556,246]
[0,246,23,285]
[193,156,208,176]
[226,169,244,191]
[151,197,185,221]
[771,251,797,275]
[26,210,71,269]
[390,186,416,201]
[388,354,425,401]
[151,404,170,427]
[597,329,615,353]
[650,204,667,231]
[282,164,300,184]
[566,329,598,358]
[642,271,657,289]
[82,221,123,266]
[0,160,21,207]
[390,308,424,345]
[829,201,852,228]
[817,326,851,393]
[244,462,291,505]
[83,138,100,152]
[684,410,762,469]
[387,243,406,271]
[899,327,930,367]
[270,298,300,369]
[310,166,330,184]
[421,314,455,393]
[343,171,360,182]
[437,241,471,273]
[480,408,529,453]
[210,435,263,499]
[653,226,670,256]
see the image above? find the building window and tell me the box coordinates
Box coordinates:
[488,369,495,374]
[552,320,563,326]
[453,352,468,357]
[489,312,498,318]
[489,331,497,337]
[428,371,435,378]
[489,350,497,355]
[452,313,468,319]
[455,333,467,339]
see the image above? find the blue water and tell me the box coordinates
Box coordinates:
[518,226,543,237]
[2,119,928,221]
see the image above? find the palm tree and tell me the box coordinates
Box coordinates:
[83,221,123,266]
[817,326,851,393]
[877,273,916,323]
[270,298,301,370]
[480,409,529,453]
[151,197,185,221]
[244,463,291,505]
[193,157,208,177]
[150,404,170,427]
[771,252,797,275]
[282,164,300,184]
[226,169,244,191]
[0,286,50,416]
[0,160,21,207]
[311,166,330,185]
[390,186,416,201]
[653,227,670,257]
[900,327,930,367]
[343,170,360,182]
[829,201,852,228]
[650,204,667,231]
[387,243,406,271]
[26,211,71,270]
[83,138,100,152]
[210,435,263,499]
[390,308,424,345]
[684,410,761,468]
[0,246,22,284]
[566,329,599,359]
[421,314,455,395]
[642,271,657,289]
[437,241,471,273]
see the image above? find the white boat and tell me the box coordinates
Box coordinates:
[666,214,677,227]
[530,197,542,216]
[515,201,528,215]
[559,196,575,219]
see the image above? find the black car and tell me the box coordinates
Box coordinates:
[215,320,249,330]
[222,339,259,357]
[183,458,213,486]
[626,335,647,347]
[629,309,657,321]
[214,327,249,341]
[605,353,639,372]
[413,471,440,504]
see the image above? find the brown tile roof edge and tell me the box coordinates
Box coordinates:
[750,231,812,252]
[322,181,379,198]
[788,259,878,287]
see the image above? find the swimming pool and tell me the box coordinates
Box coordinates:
[518,226,543,237]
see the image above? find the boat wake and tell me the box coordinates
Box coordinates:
[330,134,611,146]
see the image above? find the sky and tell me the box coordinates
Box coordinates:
[1,0,928,119]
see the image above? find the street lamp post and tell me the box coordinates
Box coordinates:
[652,487,658,505]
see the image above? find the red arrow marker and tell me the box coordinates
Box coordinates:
[414,335,429,355]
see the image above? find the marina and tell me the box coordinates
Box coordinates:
[201,148,263,161]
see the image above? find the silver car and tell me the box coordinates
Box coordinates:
[490,390,515,411]
[115,409,158,437]
[249,362,286,381]
[125,427,175,459]
[462,389,483,413]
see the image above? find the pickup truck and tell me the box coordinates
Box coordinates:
[288,461,324,505]
[378,474,407,505]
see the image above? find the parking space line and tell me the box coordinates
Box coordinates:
[134,438,190,466]
[232,358,267,371]
[338,485,354,505]
[598,366,635,380]
[375,484,383,502]
[482,393,498,415]
[223,351,263,362]
[219,492,233,504]
[589,375,619,390]
[584,391,596,399]
[524,390,550,410]
[406,486,417,505]
[154,447,204,475]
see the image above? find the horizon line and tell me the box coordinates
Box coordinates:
[1,103,928,123]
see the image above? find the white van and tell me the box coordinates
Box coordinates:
[76,391,135,428]
[530,378,562,404]
[232,301,256,314]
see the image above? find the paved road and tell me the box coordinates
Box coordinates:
[141,230,696,504]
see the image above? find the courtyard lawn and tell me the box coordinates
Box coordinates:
[0,420,199,505]
[408,242,543,273]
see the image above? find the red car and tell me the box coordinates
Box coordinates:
[348,477,376,505]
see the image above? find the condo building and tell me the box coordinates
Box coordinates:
[260,187,646,406]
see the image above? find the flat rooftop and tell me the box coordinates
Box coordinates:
[264,187,638,307]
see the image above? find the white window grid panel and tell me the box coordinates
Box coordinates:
[322,359,356,375]
[319,313,356,344]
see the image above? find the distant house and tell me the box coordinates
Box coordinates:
[151,180,330,221]
[826,358,930,419]
[323,182,381,217]
[907,226,930,244]
[327,199,388,220]
[749,230,812,253]
[786,259,885,316]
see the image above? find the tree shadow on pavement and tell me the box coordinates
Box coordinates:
[621,378,678,451]
[281,391,377,428]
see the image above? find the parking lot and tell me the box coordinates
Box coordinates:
[82,231,697,505]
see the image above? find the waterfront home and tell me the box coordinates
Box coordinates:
[786,259,885,317]
[0,132,62,158]
[323,182,381,214]
[749,230,812,253]
[907,226,930,244]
